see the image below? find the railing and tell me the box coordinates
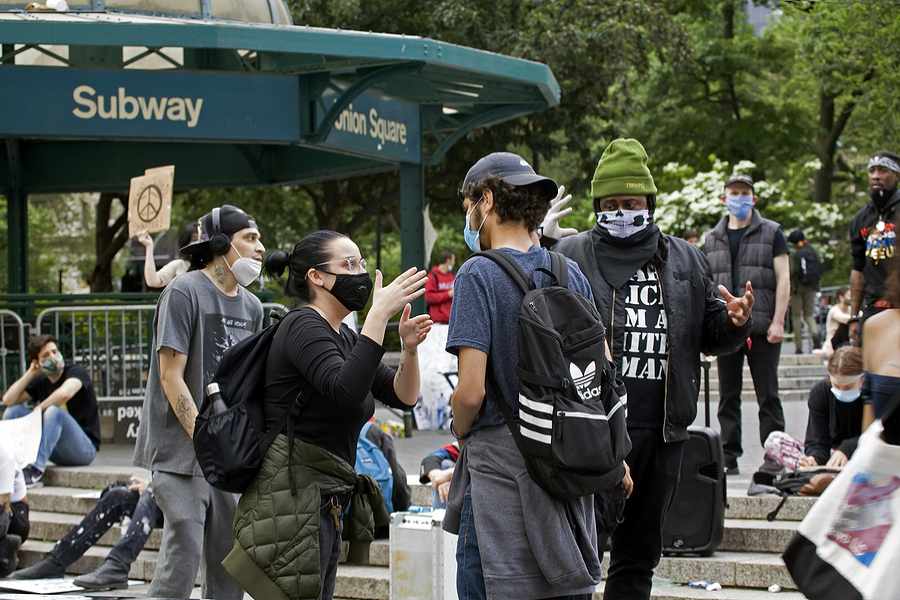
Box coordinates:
[33,302,288,404]
[0,309,27,392]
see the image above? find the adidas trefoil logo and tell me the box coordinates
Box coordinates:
[570,361,603,400]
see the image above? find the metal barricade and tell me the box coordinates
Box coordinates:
[36,305,158,403]
[34,302,289,403]
[0,309,27,392]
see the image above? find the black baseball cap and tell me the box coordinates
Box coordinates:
[181,204,258,256]
[461,152,558,201]
[724,174,754,191]
[788,230,805,244]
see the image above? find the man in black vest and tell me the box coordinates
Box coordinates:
[703,174,791,474]
[550,139,753,600]
[848,150,900,342]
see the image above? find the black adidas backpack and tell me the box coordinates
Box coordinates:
[474,250,631,500]
[193,310,297,493]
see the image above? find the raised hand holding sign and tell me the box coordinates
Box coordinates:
[128,165,174,237]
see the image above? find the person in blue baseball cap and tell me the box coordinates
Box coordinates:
[443,152,609,600]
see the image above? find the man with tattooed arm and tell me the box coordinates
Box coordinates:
[133,204,264,600]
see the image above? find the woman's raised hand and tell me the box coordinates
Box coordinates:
[370,267,428,320]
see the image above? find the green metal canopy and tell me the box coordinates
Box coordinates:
[0,2,560,293]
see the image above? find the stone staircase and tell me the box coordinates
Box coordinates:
[17,466,815,599]
[701,353,825,404]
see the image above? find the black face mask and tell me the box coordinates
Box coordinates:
[326,272,373,311]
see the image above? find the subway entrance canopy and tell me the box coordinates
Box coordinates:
[0,0,560,293]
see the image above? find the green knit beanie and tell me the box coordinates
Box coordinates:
[591,138,657,199]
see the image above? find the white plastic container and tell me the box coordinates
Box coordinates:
[389,509,458,600]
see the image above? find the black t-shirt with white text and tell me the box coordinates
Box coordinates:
[619,265,668,429]
[26,364,101,449]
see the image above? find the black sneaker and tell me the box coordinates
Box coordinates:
[74,559,130,590]
[8,556,66,580]
[22,465,44,488]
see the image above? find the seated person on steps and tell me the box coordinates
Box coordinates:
[1,335,101,488]
[8,476,163,590]
[419,441,459,508]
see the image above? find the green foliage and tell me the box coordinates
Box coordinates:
[6,0,898,296]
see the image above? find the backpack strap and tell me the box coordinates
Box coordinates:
[472,250,531,295]
[360,420,372,440]
[548,251,569,289]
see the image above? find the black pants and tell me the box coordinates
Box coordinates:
[50,485,163,569]
[716,335,785,463]
[599,429,684,600]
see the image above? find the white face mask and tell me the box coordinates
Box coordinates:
[596,209,652,239]
[225,243,262,287]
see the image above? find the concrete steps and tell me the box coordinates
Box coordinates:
[595,580,806,599]
[655,551,795,591]
[706,375,822,392]
[17,460,814,599]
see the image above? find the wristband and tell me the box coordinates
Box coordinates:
[450,421,469,440]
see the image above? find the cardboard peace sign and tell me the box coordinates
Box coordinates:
[128,165,174,237]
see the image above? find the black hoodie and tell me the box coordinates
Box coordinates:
[555,231,750,442]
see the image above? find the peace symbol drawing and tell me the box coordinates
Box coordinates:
[128,165,175,237]
[136,184,163,223]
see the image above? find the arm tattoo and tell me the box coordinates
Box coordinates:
[175,392,197,433]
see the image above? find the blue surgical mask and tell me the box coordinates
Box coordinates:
[831,386,861,404]
[464,199,487,253]
[726,194,754,220]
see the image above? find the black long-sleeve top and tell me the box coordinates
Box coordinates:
[804,378,863,465]
[263,308,407,466]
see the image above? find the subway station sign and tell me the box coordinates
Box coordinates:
[0,66,422,162]
[317,87,421,163]
[0,66,300,143]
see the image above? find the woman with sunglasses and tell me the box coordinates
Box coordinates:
[223,230,431,600]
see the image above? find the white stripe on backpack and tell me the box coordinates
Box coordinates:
[520,425,551,445]
[518,394,553,414]
[519,409,552,430]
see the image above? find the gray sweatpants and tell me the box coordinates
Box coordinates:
[149,471,241,600]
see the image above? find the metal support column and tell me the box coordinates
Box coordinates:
[6,188,28,294]
[5,139,27,293]
[399,163,426,316]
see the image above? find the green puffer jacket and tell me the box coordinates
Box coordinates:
[223,434,389,600]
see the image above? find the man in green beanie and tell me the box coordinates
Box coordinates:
[550,138,754,600]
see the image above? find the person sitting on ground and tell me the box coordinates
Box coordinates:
[0,444,29,577]
[799,346,865,469]
[862,252,900,429]
[1,335,101,487]
[8,476,162,590]
[135,221,200,289]
[419,441,459,508]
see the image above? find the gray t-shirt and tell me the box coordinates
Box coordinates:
[133,270,263,476]
[446,246,594,433]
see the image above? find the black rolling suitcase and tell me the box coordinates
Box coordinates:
[662,358,726,556]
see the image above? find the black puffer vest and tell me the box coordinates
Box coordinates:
[704,210,780,336]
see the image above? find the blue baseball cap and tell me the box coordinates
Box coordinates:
[461,152,558,201]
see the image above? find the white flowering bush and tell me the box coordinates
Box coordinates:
[655,158,846,263]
